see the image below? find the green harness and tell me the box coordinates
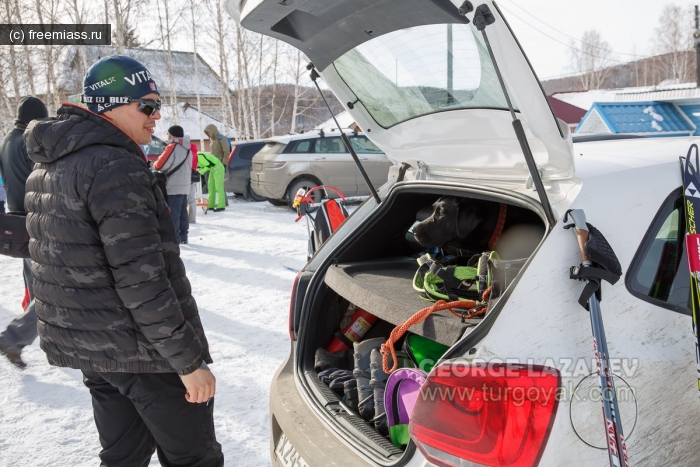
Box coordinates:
[412,251,498,302]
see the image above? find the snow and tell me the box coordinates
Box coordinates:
[0,197,317,467]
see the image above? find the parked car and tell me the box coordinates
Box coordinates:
[249,129,390,208]
[235,1,700,467]
[225,139,267,200]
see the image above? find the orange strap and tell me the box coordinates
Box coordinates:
[487,204,508,251]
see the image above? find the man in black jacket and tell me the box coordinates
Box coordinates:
[0,96,48,368]
[24,55,223,466]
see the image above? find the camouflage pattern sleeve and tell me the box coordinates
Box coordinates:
[86,159,203,375]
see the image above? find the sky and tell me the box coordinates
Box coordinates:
[0,197,311,466]
[494,0,692,80]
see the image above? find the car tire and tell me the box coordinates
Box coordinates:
[267,198,287,206]
[286,178,322,210]
[246,182,267,202]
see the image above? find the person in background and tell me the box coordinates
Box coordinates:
[0,96,48,369]
[189,139,199,223]
[203,124,230,165]
[197,151,226,212]
[154,125,193,244]
[0,174,5,213]
[204,124,230,208]
[23,55,222,466]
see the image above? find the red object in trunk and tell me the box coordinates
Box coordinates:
[326,307,378,353]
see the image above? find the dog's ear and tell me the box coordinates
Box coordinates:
[456,202,482,238]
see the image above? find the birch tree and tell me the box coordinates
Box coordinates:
[2,0,21,105]
[34,0,62,112]
[14,0,35,95]
[155,0,179,119]
[67,0,90,81]
[653,4,694,83]
[568,29,613,90]
[189,0,203,149]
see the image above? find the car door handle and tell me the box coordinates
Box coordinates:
[360,158,369,161]
[313,156,326,160]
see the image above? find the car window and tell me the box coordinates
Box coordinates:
[349,135,383,154]
[291,140,313,153]
[145,137,165,156]
[626,188,690,315]
[238,143,265,160]
[313,137,346,154]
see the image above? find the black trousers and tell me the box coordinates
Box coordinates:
[82,370,224,467]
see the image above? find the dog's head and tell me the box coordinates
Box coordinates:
[412,197,483,248]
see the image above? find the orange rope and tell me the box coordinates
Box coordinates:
[381,286,494,374]
[381,300,471,374]
[488,204,508,251]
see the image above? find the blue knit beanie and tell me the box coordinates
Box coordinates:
[82,55,159,114]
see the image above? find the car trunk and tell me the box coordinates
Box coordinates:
[294,183,546,463]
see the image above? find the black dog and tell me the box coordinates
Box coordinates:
[412,196,541,251]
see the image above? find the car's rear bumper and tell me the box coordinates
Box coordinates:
[251,177,284,199]
[270,350,374,467]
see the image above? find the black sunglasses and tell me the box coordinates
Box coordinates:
[130,98,161,117]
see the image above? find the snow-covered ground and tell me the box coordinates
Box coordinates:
[0,197,319,467]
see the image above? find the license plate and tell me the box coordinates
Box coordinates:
[274,433,309,467]
[253,163,263,172]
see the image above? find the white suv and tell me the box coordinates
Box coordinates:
[231,1,700,466]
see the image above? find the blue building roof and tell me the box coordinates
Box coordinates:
[575,102,696,136]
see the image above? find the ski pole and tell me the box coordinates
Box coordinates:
[565,209,629,467]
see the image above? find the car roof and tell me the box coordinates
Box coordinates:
[263,128,363,145]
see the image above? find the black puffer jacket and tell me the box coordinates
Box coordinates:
[24,104,212,375]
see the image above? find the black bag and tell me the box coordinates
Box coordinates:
[153,171,169,200]
[191,170,201,183]
[0,212,30,258]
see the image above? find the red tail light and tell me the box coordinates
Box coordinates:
[409,363,560,467]
[288,273,301,341]
[227,146,238,165]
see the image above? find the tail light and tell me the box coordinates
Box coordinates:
[227,146,238,165]
[409,363,560,467]
[288,272,301,341]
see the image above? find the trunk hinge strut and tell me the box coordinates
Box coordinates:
[462,3,556,226]
[307,63,381,204]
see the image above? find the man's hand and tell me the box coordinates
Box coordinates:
[180,368,216,403]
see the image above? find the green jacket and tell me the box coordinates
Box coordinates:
[197,151,224,175]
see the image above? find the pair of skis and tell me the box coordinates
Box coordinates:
[680,145,700,394]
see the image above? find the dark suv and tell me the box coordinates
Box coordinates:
[225,140,266,201]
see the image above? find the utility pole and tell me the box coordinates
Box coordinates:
[695,5,700,87]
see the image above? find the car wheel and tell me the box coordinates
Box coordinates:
[286,178,322,210]
[267,198,287,206]
[246,182,267,202]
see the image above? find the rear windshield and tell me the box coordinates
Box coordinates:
[333,23,516,128]
[257,141,286,155]
[349,135,383,154]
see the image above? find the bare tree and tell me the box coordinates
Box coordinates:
[567,29,613,90]
[155,0,179,119]
[287,48,319,133]
[653,3,694,83]
[189,0,203,149]
[67,0,90,81]
[34,0,63,112]
[2,0,21,104]
[13,0,36,96]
